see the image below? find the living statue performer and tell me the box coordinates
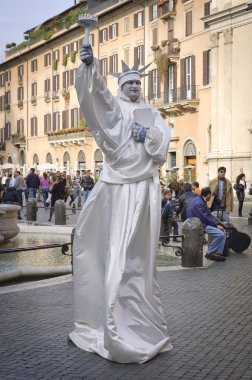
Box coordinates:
[69,43,172,363]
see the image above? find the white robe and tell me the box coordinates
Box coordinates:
[69,60,172,363]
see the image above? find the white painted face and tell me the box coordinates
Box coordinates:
[122,80,141,102]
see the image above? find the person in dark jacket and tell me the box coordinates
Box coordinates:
[82,170,94,203]
[176,183,197,222]
[48,177,65,222]
[234,173,246,217]
[187,187,226,261]
[25,168,40,199]
[161,189,179,242]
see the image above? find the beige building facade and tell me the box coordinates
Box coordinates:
[0,0,251,185]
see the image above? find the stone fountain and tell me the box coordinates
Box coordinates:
[0,204,21,243]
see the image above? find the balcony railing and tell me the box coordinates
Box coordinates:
[47,128,92,143]
[147,85,199,115]
[158,0,176,19]
[11,133,26,147]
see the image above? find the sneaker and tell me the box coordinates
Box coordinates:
[205,253,225,261]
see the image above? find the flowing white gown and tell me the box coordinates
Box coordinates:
[69,60,172,363]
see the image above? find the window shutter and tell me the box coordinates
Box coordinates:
[53,113,56,131]
[66,110,69,129]
[168,18,174,42]
[91,34,94,47]
[71,109,74,128]
[203,51,208,86]
[109,56,113,72]
[141,45,144,65]
[148,71,153,100]
[79,38,83,50]
[134,47,138,65]
[134,13,138,28]
[174,64,177,101]
[186,11,192,36]
[109,25,112,39]
[63,72,66,90]
[191,55,196,98]
[180,58,186,99]
[153,28,158,45]
[116,23,119,37]
[62,110,66,129]
[157,73,161,98]
[149,5,153,22]
[70,69,74,86]
[44,115,47,134]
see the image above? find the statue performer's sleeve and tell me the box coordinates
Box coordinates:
[144,110,170,165]
[75,59,122,152]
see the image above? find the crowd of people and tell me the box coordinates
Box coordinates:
[161,167,249,262]
[0,168,95,221]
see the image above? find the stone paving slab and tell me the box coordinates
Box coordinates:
[0,247,251,379]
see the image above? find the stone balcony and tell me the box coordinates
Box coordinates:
[47,128,93,147]
[11,134,26,148]
[147,85,200,117]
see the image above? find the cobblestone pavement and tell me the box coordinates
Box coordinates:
[0,203,251,379]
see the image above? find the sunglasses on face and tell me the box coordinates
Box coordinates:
[219,171,226,173]
[127,80,141,85]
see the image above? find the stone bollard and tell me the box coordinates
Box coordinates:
[26,198,38,221]
[181,217,203,267]
[54,199,66,225]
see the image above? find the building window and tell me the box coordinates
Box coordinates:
[71,108,79,128]
[44,53,51,67]
[109,23,118,39]
[31,59,37,72]
[180,55,195,99]
[0,95,5,111]
[5,122,11,140]
[5,70,11,83]
[170,152,176,168]
[53,49,60,61]
[203,50,211,85]
[185,11,192,36]
[149,4,158,21]
[31,117,38,137]
[63,71,69,90]
[53,75,60,96]
[5,91,11,105]
[31,82,37,99]
[63,44,70,56]
[204,1,211,28]
[124,17,130,34]
[53,112,60,131]
[99,28,108,43]
[109,54,118,73]
[17,119,24,134]
[148,69,160,100]
[70,69,77,86]
[168,65,175,103]
[100,58,108,77]
[17,86,24,102]
[134,11,144,28]
[134,45,144,66]
[44,114,51,134]
[18,65,24,77]
[71,41,78,52]
[0,73,5,87]
[44,79,51,100]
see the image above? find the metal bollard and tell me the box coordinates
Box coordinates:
[26,198,38,221]
[181,217,203,267]
[54,199,66,225]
